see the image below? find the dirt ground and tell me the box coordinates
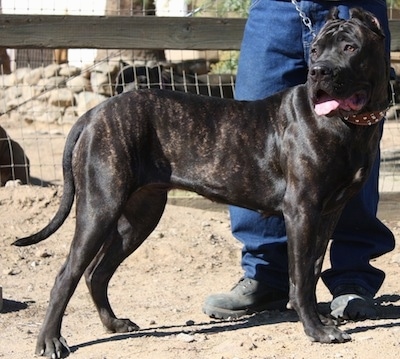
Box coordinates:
[1,121,400,358]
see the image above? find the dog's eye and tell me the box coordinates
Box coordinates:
[344,44,356,52]
[311,47,318,57]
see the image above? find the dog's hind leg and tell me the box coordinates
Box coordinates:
[84,188,168,333]
[34,182,150,358]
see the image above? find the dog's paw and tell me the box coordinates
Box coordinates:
[36,335,70,358]
[318,313,339,326]
[106,318,140,333]
[307,325,351,343]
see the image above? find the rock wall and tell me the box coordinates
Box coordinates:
[0,62,118,125]
[0,60,236,126]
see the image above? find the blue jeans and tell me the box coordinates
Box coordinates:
[231,0,395,296]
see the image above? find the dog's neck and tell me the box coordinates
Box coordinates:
[342,110,386,126]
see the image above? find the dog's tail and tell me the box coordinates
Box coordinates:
[12,119,86,247]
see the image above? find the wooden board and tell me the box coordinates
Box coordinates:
[0,15,245,50]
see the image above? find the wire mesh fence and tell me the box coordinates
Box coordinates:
[0,0,400,191]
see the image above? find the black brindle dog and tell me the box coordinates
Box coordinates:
[14,8,389,357]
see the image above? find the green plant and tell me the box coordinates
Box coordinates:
[187,0,250,17]
[210,51,240,74]
[220,0,251,17]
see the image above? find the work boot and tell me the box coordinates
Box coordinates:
[330,284,377,321]
[203,277,288,319]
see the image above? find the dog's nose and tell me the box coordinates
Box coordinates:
[309,64,333,80]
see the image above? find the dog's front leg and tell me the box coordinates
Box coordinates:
[284,205,351,343]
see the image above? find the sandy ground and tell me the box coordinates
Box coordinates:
[1,121,400,359]
[1,187,400,359]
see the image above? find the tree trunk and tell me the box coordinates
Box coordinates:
[0,2,11,74]
[97,0,166,64]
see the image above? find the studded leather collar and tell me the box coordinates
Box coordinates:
[342,111,386,126]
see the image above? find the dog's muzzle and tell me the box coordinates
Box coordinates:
[309,63,369,117]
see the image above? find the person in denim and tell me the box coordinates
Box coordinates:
[203,0,395,321]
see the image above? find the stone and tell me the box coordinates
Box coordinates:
[75,91,108,116]
[37,76,67,91]
[14,67,31,83]
[43,63,61,78]
[90,71,113,96]
[19,101,63,123]
[1,73,18,87]
[58,106,79,124]
[47,88,75,107]
[66,75,91,93]
[59,65,81,77]
[90,61,119,96]
[23,67,43,86]
[177,333,196,343]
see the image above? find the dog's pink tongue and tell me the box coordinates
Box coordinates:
[314,100,340,116]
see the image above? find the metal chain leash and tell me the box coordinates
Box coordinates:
[291,0,316,38]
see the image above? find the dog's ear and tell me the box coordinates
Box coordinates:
[327,7,340,21]
[350,7,385,38]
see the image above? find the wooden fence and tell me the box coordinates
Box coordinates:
[0,14,399,51]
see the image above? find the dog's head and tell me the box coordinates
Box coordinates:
[308,7,389,118]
